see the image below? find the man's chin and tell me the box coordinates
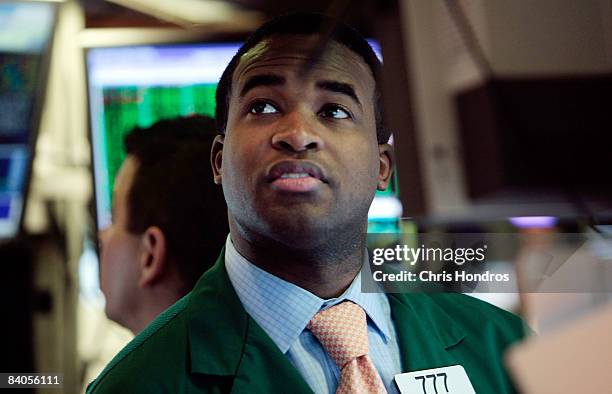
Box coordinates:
[240,203,367,249]
[263,212,335,248]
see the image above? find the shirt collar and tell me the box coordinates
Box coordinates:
[224,236,392,354]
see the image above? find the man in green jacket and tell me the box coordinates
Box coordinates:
[88,13,525,394]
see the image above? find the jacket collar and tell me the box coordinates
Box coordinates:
[388,292,466,371]
[186,249,313,393]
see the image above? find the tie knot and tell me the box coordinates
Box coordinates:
[307,301,369,368]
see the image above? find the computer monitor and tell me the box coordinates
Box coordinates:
[0,2,56,240]
[87,42,242,230]
[85,39,399,233]
[455,76,612,221]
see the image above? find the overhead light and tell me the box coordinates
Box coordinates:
[79,27,233,48]
[509,216,558,229]
[106,0,262,29]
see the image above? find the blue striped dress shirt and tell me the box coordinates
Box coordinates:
[224,236,402,394]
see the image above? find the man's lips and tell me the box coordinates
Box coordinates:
[266,161,328,192]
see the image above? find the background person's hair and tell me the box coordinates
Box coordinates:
[215,12,390,144]
[124,115,228,291]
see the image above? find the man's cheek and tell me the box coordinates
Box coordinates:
[348,153,378,180]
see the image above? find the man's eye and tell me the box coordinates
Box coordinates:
[319,105,351,119]
[248,101,278,114]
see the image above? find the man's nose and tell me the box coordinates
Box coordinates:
[271,111,324,153]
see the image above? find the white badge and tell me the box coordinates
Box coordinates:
[394,365,476,394]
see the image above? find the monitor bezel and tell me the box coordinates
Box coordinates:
[0,1,59,243]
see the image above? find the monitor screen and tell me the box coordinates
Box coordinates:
[0,2,56,239]
[86,39,399,233]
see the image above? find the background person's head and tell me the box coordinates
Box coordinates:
[99,115,228,334]
[211,13,393,253]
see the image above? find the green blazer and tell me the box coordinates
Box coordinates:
[87,252,525,394]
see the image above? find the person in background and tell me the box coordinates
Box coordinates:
[89,13,525,393]
[98,115,228,334]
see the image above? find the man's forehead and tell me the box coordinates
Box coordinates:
[239,34,322,63]
[232,34,374,90]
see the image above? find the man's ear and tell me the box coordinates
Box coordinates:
[377,143,394,191]
[211,134,224,185]
[138,226,167,288]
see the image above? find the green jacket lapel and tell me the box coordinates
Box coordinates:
[388,293,466,372]
[230,317,313,394]
[187,251,467,391]
[186,251,312,393]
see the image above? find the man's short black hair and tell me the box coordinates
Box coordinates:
[124,115,228,291]
[215,12,390,144]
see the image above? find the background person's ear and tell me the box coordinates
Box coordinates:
[138,226,167,287]
[211,134,224,185]
[377,143,394,191]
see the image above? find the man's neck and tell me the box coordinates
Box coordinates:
[229,223,366,299]
[129,286,183,335]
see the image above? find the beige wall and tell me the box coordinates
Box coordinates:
[398,0,611,217]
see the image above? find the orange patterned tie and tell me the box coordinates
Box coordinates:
[308,301,388,394]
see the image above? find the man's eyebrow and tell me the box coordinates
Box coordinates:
[239,74,285,97]
[316,80,361,107]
